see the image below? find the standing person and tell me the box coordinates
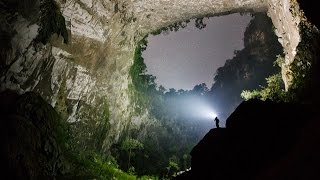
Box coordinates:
[214,117,220,128]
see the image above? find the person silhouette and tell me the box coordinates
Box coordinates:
[214,117,220,128]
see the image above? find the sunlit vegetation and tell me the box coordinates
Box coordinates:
[65,150,157,179]
[241,73,286,101]
[242,18,320,103]
[241,55,286,102]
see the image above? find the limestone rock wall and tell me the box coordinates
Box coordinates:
[266,0,301,89]
[0,0,304,151]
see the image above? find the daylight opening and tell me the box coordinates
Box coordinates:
[139,12,283,121]
[127,12,283,177]
[143,13,252,90]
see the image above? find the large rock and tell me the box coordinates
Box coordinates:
[176,99,319,179]
[0,91,68,179]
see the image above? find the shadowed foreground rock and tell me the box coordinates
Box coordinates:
[0,91,68,179]
[175,99,320,180]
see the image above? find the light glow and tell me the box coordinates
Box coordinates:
[200,108,217,120]
[209,111,217,119]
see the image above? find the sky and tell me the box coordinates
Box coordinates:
[143,13,252,90]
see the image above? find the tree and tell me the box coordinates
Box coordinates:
[195,18,207,29]
[241,55,287,102]
[158,85,167,94]
[166,156,180,177]
[177,89,185,95]
[120,138,144,170]
[165,88,177,97]
[192,83,208,95]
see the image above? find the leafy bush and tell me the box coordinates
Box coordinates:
[241,73,286,102]
[241,55,287,102]
[66,151,139,179]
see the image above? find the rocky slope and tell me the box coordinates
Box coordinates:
[0,0,308,152]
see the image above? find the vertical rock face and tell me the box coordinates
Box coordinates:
[266,0,302,90]
[0,0,305,151]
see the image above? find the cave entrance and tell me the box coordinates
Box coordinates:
[125,12,283,177]
[143,13,252,90]
[138,12,283,122]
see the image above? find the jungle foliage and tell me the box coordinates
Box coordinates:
[54,103,158,180]
[125,38,209,177]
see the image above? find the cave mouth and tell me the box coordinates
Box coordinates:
[133,12,284,120]
[126,12,284,177]
[143,13,252,91]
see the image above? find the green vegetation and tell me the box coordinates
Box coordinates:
[54,101,158,179]
[286,20,320,102]
[241,73,286,101]
[166,157,180,177]
[120,138,144,171]
[241,18,320,103]
[129,38,157,113]
[65,150,157,179]
[241,55,286,102]
[127,35,208,178]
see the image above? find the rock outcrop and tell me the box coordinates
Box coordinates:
[0,91,69,179]
[0,0,310,152]
[175,99,319,179]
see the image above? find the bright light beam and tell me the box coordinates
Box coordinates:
[199,106,218,120]
[209,111,217,119]
[174,96,218,121]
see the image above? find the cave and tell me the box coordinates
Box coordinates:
[0,0,319,179]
